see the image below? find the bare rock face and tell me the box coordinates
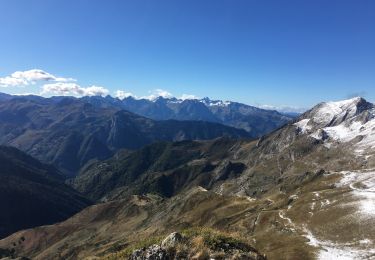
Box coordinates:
[161,232,184,248]
[129,233,184,260]
[129,244,170,260]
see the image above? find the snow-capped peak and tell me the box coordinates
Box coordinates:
[199,97,231,107]
[150,96,232,107]
[311,97,368,125]
[294,97,375,154]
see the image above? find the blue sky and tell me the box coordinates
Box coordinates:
[0,0,374,109]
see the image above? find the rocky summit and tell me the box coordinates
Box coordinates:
[129,231,266,260]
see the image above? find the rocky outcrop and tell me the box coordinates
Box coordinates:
[129,232,266,260]
[129,245,169,260]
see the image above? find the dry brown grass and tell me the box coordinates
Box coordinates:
[191,249,210,260]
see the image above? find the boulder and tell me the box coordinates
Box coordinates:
[161,232,184,248]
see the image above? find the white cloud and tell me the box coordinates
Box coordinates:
[84,86,109,96]
[258,104,307,114]
[0,76,28,87]
[0,69,75,87]
[1,69,201,101]
[143,88,173,100]
[180,94,199,100]
[115,90,135,100]
[41,82,109,97]
[0,69,109,97]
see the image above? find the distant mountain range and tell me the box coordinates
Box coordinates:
[0,95,250,176]
[0,92,297,137]
[81,95,295,136]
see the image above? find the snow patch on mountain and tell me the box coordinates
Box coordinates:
[300,170,375,259]
[199,98,231,107]
[294,119,311,134]
[130,95,233,107]
[338,170,375,217]
[304,227,375,260]
[320,117,375,152]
